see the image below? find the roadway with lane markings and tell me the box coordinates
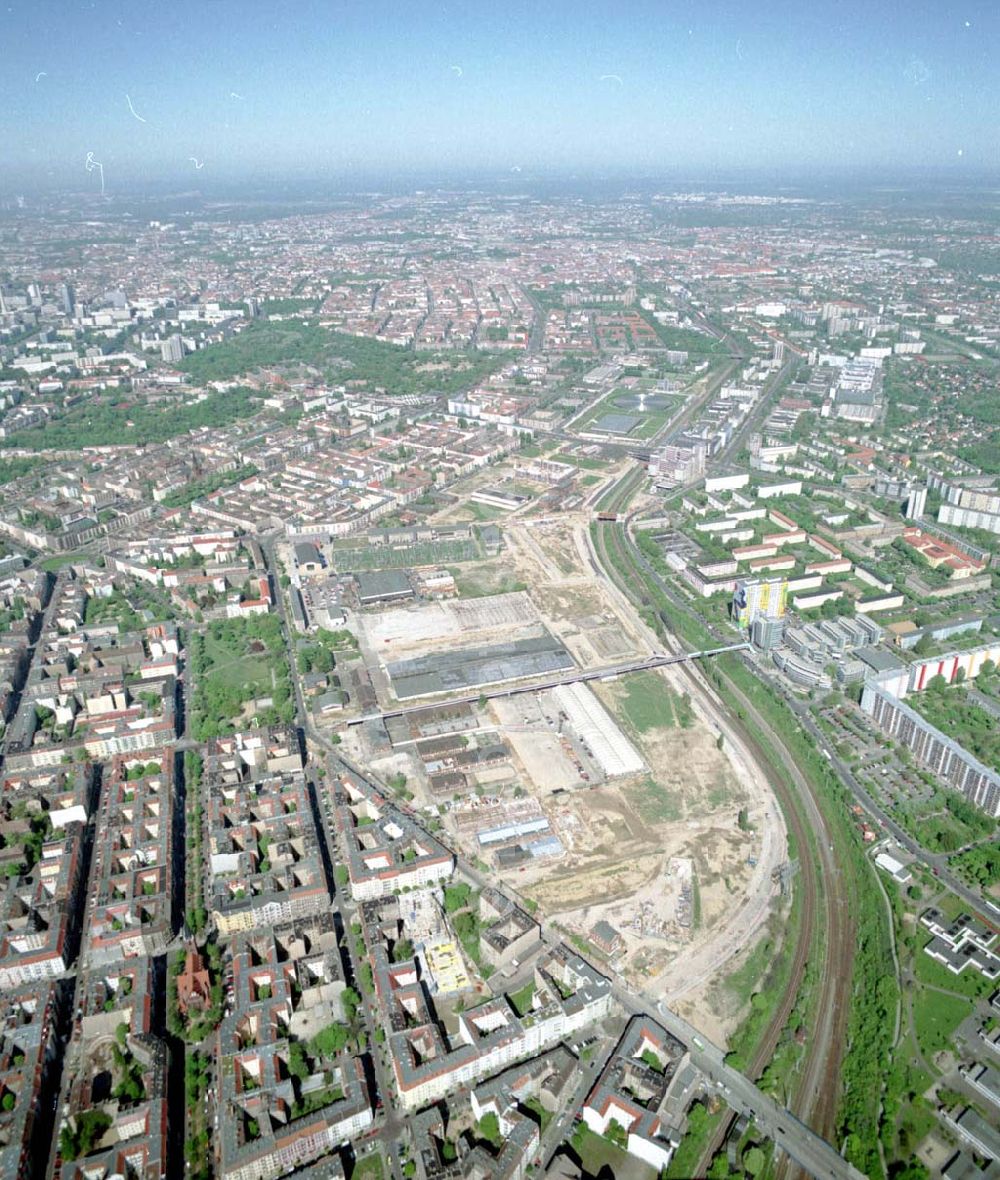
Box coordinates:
[636,992,866,1180]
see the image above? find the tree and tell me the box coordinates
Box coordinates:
[707,1155,730,1180]
[60,1109,113,1160]
[310,1022,351,1058]
[393,938,414,963]
[443,883,472,912]
[640,1048,663,1073]
[913,633,934,657]
[605,1118,628,1149]
[477,1112,503,1150]
[887,1163,929,1180]
[341,986,361,1024]
[743,1146,765,1176]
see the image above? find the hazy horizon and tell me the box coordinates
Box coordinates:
[1,0,998,193]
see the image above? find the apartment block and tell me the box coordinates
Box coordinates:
[0,981,62,1180]
[205,729,330,937]
[215,924,371,1180]
[581,1017,689,1174]
[0,769,93,988]
[333,777,454,901]
[85,751,175,964]
[378,942,611,1111]
[861,682,1000,817]
[56,956,169,1180]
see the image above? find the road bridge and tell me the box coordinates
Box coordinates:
[344,641,750,727]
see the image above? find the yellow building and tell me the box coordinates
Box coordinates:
[733,577,788,626]
[424,938,471,994]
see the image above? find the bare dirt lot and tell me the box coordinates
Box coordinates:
[339,491,789,1044]
[490,695,583,794]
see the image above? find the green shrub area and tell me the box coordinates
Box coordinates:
[0,456,41,484]
[910,680,1000,774]
[643,319,724,354]
[187,614,294,740]
[1,386,266,450]
[177,320,499,393]
[84,584,174,630]
[949,843,1000,888]
[618,670,693,731]
[161,464,259,509]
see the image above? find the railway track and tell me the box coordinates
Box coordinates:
[590,474,856,1175]
[592,518,822,1159]
[714,671,855,1168]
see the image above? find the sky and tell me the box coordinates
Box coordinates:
[1,0,998,191]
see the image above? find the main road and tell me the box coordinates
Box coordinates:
[259,536,406,1180]
[261,530,863,1180]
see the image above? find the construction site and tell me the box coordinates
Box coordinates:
[337,496,788,1044]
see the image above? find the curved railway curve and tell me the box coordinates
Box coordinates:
[590,463,857,1175]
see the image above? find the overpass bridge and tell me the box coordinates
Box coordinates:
[344,641,751,727]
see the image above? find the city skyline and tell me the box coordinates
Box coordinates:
[1,0,998,189]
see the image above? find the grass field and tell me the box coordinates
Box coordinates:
[723,928,779,1005]
[914,941,995,999]
[911,988,969,1058]
[523,1095,553,1132]
[632,408,677,439]
[507,982,536,1017]
[447,564,527,598]
[619,672,694,732]
[467,501,517,522]
[554,452,611,471]
[569,1123,656,1180]
[37,551,91,571]
[350,1155,385,1180]
[205,633,273,690]
[664,1106,725,1179]
[188,615,294,740]
[625,776,682,822]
